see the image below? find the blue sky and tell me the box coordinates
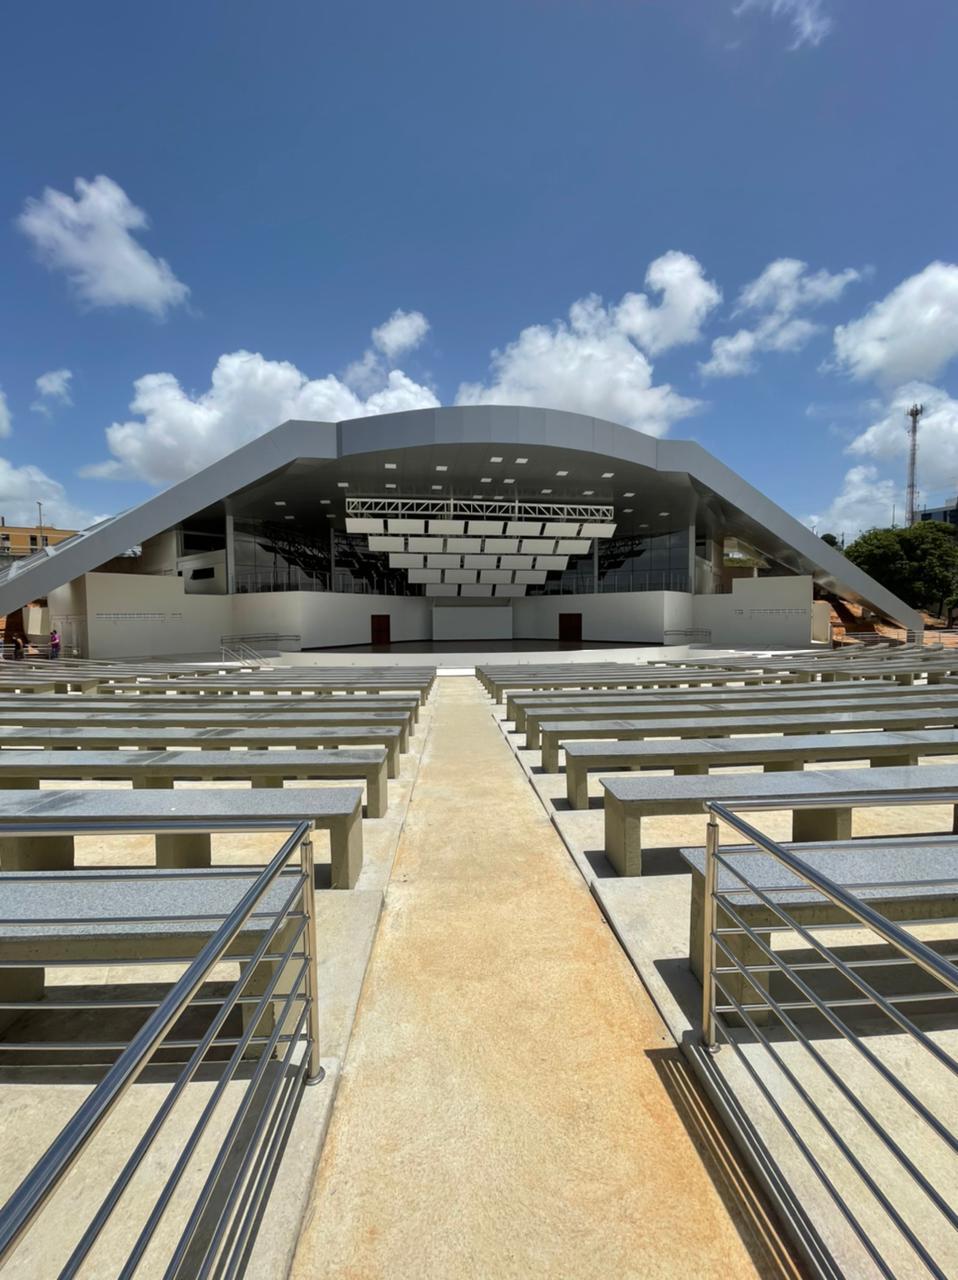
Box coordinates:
[2,0,957,539]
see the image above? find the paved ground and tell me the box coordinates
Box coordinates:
[291,677,800,1279]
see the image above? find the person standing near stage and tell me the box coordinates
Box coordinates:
[49,628,61,659]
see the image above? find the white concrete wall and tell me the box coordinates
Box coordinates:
[138,530,179,574]
[432,603,513,641]
[693,575,814,647]
[178,548,227,595]
[231,590,433,649]
[83,572,232,658]
[812,599,832,644]
[48,577,89,655]
[513,591,691,644]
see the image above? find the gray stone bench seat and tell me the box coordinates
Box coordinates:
[0,866,307,1038]
[111,675,435,698]
[563,729,958,808]
[0,707,414,751]
[507,683,958,734]
[600,762,958,876]
[1,725,403,778]
[485,670,806,702]
[0,785,364,889]
[538,705,958,773]
[521,690,958,749]
[679,837,958,1010]
[0,748,389,818]
[0,693,423,725]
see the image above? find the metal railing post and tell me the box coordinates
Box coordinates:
[702,814,719,1050]
[300,830,323,1083]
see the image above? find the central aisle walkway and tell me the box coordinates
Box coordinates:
[292,678,798,1279]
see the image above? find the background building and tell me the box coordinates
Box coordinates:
[0,406,922,657]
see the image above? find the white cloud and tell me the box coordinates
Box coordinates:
[0,455,96,530]
[455,257,712,433]
[702,258,860,377]
[0,388,11,439]
[833,263,958,385]
[804,465,898,542]
[371,309,429,361]
[613,251,721,355]
[31,368,73,416]
[735,0,833,49]
[94,349,439,486]
[17,175,189,318]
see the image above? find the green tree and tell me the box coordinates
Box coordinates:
[820,532,841,548]
[845,520,958,617]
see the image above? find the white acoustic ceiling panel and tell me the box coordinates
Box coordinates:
[445,568,478,585]
[427,553,462,568]
[506,521,542,536]
[468,520,505,536]
[580,523,617,538]
[520,539,555,554]
[428,519,466,536]
[556,539,591,555]
[445,538,483,553]
[495,583,526,597]
[426,583,459,597]
[499,555,533,570]
[408,568,442,584]
[408,536,444,552]
[535,556,569,571]
[389,553,424,569]
[368,536,404,552]
[460,584,494,597]
[480,569,513,584]
[345,518,384,534]
[464,554,501,569]
[483,539,519,554]
[542,522,580,537]
[388,519,425,534]
[515,570,547,585]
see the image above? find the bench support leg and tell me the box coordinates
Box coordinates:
[0,835,74,870]
[674,763,708,775]
[366,766,388,819]
[155,833,212,868]
[541,739,561,773]
[0,967,44,1036]
[133,776,174,790]
[0,777,40,789]
[604,795,642,876]
[689,876,770,1026]
[241,920,301,1059]
[566,764,590,810]
[253,776,285,789]
[792,806,852,843]
[328,812,363,890]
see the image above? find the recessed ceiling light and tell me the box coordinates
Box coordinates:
[541,488,552,494]
[337,482,349,488]
[284,515,295,520]
[385,483,396,489]
[326,514,335,519]
[515,457,528,464]
[431,485,442,490]
[556,470,568,477]
[504,478,515,484]
[583,490,594,496]
[623,508,633,514]
[658,510,670,516]
[320,499,330,505]
[623,491,635,498]
[481,477,491,482]
[490,455,503,462]
[274,500,286,507]
[435,464,448,472]
[639,523,649,529]
[384,462,397,470]
[601,472,614,479]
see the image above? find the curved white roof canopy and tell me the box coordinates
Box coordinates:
[0,405,921,632]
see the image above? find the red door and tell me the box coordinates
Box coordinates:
[558,613,582,643]
[370,614,391,645]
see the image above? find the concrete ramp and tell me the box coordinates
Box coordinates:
[291,678,798,1278]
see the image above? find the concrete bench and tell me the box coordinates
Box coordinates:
[0,707,414,753]
[521,689,958,750]
[563,729,958,809]
[600,763,958,876]
[0,786,364,888]
[0,692,423,725]
[0,867,306,1039]
[681,837,958,1015]
[538,705,958,773]
[1,724,403,778]
[507,683,958,735]
[111,674,435,699]
[0,747,389,817]
[484,669,805,703]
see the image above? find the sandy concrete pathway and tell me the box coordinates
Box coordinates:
[291,678,799,1279]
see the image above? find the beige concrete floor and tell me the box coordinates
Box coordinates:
[291,678,800,1280]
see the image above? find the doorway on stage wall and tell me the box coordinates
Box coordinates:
[370,614,391,646]
[558,612,582,643]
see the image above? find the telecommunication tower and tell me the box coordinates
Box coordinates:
[905,403,923,526]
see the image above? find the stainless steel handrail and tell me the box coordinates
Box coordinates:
[0,818,321,1274]
[700,795,958,1279]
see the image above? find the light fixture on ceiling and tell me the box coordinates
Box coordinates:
[601,472,614,479]
[556,469,568,476]
[385,483,396,489]
[319,499,330,505]
[431,485,442,490]
[515,457,528,464]
[435,464,448,472]
[658,510,670,516]
[503,478,515,484]
[273,500,286,507]
[284,515,295,520]
[490,455,503,462]
[481,477,491,482]
[384,462,397,470]
[541,488,552,494]
[583,490,594,496]
[623,508,633,513]
[337,482,349,488]
[326,514,336,519]
[639,522,649,529]
[623,491,635,498]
